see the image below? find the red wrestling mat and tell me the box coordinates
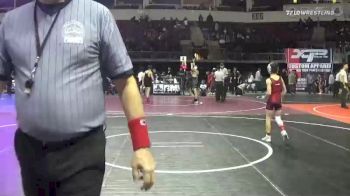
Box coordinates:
[284,104,350,124]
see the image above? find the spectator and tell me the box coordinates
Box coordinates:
[231,67,240,95]
[236,71,244,95]
[220,63,229,99]
[199,80,207,96]
[334,70,341,97]
[339,64,349,109]
[143,65,154,103]
[198,14,203,25]
[214,22,219,32]
[306,73,314,94]
[214,67,225,102]
[137,68,145,93]
[207,70,214,95]
[316,74,324,94]
[255,68,262,82]
[281,69,289,93]
[288,71,297,94]
[191,63,200,104]
[328,73,335,94]
[152,68,159,83]
[167,67,173,77]
[179,62,187,95]
[184,17,188,27]
[225,69,231,96]
[247,72,255,91]
[206,13,214,27]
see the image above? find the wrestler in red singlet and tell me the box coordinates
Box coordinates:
[262,62,289,143]
[266,77,283,111]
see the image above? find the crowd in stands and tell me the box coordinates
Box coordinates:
[118,16,191,52]
[112,0,342,11]
[116,14,349,54]
[0,0,344,12]
[203,18,349,53]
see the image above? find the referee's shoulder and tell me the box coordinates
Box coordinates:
[2,1,34,23]
[89,0,112,15]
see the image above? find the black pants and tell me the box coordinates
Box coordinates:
[15,127,106,196]
[215,82,224,102]
[289,84,296,94]
[223,83,228,101]
[231,82,238,95]
[334,81,340,97]
[180,77,186,95]
[340,86,348,107]
[307,84,313,94]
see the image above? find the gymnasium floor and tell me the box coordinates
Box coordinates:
[0,94,349,196]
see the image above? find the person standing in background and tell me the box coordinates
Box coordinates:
[206,70,214,95]
[214,66,225,102]
[219,63,228,101]
[179,61,187,95]
[143,65,154,104]
[339,64,349,109]
[281,69,289,93]
[316,74,324,94]
[247,72,255,92]
[210,68,216,94]
[328,73,335,94]
[306,73,314,94]
[334,70,341,97]
[288,70,297,95]
[255,68,262,83]
[224,69,230,100]
[191,62,200,104]
[231,67,239,95]
[167,67,173,77]
[137,68,145,93]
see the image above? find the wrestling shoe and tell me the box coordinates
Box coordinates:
[281,130,289,141]
[261,135,271,143]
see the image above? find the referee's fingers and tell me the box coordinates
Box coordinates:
[141,171,154,191]
[132,167,141,182]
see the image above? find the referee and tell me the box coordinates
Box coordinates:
[214,66,225,102]
[0,0,155,195]
[339,64,349,109]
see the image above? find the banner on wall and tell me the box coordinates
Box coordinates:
[285,48,333,91]
[153,83,181,95]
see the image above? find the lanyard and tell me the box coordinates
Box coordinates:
[24,1,62,95]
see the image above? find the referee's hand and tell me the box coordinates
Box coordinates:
[131,148,156,191]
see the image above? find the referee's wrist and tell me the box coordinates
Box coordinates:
[128,117,151,151]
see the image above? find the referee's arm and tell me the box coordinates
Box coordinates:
[114,76,145,121]
[99,7,155,191]
[99,8,145,121]
[0,15,12,92]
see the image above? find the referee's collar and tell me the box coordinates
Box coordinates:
[37,0,72,16]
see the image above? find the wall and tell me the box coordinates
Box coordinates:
[0,3,349,22]
[110,3,349,22]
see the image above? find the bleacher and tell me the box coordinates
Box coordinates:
[118,19,191,52]
[115,0,143,9]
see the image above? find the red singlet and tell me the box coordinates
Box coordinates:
[180,64,187,71]
[266,77,283,110]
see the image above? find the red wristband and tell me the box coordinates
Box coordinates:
[128,117,151,151]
